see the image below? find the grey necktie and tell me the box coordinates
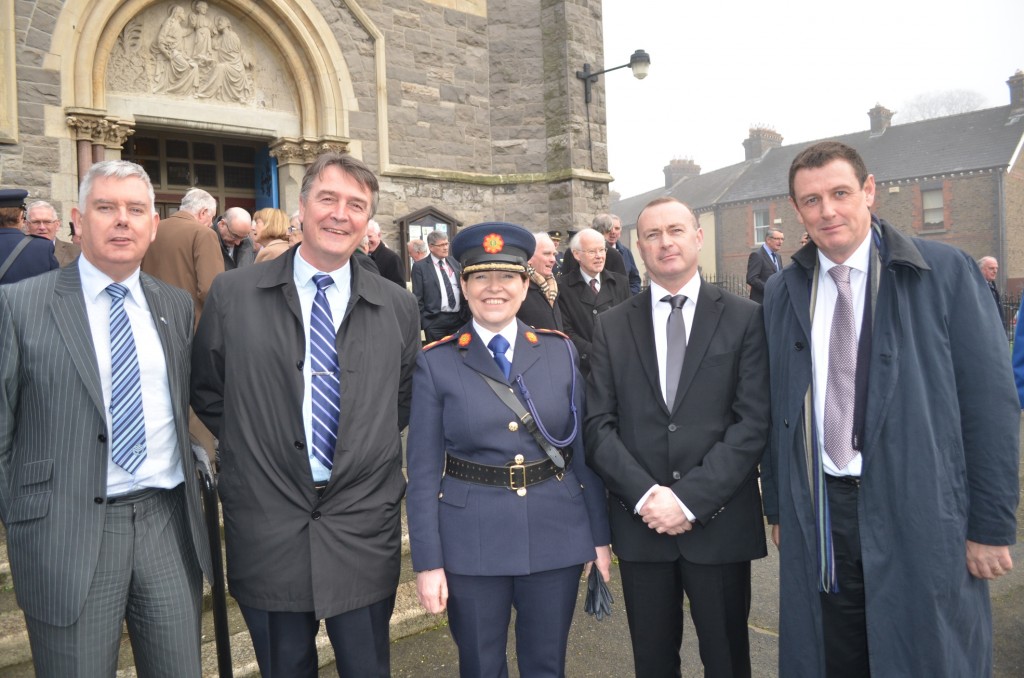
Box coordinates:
[823,265,857,469]
[662,294,687,408]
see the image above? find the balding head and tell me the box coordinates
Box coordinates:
[570,228,607,278]
[529,232,558,277]
[979,256,998,282]
[218,207,252,247]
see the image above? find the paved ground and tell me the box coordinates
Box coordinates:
[373,420,1024,678]
[377,539,1024,677]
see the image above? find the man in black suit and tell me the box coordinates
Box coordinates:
[602,214,642,294]
[979,256,1002,318]
[367,219,406,287]
[213,207,255,270]
[746,228,784,303]
[557,228,629,375]
[411,230,465,341]
[517,231,563,330]
[585,197,769,678]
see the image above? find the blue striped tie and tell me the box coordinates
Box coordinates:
[310,274,340,470]
[107,283,147,474]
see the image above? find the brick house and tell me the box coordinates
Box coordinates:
[614,71,1024,295]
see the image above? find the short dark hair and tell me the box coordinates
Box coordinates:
[788,141,869,201]
[299,153,379,216]
[635,196,697,234]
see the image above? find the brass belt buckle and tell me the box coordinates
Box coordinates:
[508,455,527,497]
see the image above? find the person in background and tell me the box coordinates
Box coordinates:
[407,221,610,678]
[0,189,58,284]
[746,228,784,304]
[253,207,291,263]
[24,200,80,267]
[517,231,563,331]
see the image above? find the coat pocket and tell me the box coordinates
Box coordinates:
[18,459,53,486]
[7,491,51,523]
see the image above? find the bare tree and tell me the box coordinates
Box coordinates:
[898,89,988,122]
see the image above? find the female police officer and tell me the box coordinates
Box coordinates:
[406,221,611,677]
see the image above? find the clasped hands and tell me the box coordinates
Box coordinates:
[639,485,692,535]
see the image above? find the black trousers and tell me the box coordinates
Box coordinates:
[239,595,395,678]
[619,557,752,678]
[821,475,871,678]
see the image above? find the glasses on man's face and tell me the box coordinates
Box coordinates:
[575,248,605,257]
[430,242,449,249]
[27,219,57,227]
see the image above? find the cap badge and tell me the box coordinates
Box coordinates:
[482,233,504,254]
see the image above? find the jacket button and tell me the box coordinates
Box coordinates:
[672,471,681,480]
[311,511,321,520]
[794,342,804,351]
[296,360,304,370]
[94,497,104,504]
[784,419,790,427]
[592,309,598,315]
[668,423,677,432]
[294,441,305,450]
[98,433,107,443]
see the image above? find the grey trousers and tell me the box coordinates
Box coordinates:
[24,484,203,678]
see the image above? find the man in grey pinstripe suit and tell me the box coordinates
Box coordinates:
[0,161,212,677]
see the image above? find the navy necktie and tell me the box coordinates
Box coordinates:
[488,334,512,381]
[310,274,341,470]
[107,283,147,474]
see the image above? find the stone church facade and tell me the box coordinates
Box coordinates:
[1,0,614,250]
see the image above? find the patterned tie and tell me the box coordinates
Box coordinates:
[824,265,858,469]
[310,274,341,470]
[662,294,687,408]
[589,278,599,296]
[438,259,456,309]
[488,334,512,381]
[772,253,781,272]
[107,283,147,474]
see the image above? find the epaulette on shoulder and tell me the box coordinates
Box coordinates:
[423,333,459,351]
[532,328,570,341]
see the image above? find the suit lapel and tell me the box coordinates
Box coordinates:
[626,290,665,414]
[50,266,104,418]
[458,327,508,383]
[140,276,181,406]
[509,321,541,380]
[672,281,723,414]
[783,261,813,343]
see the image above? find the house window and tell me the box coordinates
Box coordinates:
[922,188,944,230]
[754,208,770,244]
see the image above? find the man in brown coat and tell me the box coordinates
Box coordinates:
[141,187,224,325]
[141,187,224,463]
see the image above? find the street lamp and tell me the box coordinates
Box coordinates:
[576,49,651,104]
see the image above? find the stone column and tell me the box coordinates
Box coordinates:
[269,136,351,212]
[66,109,135,178]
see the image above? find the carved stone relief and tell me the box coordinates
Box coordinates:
[106,2,296,112]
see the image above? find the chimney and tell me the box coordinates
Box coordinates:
[743,127,783,161]
[867,104,894,134]
[1008,70,1024,112]
[663,158,701,188]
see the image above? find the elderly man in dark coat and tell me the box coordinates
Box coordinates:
[762,141,1019,677]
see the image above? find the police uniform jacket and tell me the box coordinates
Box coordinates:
[406,320,611,576]
[0,230,58,284]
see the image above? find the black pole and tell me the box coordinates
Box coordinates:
[201,474,233,677]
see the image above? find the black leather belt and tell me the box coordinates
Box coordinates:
[444,452,571,492]
[825,474,861,488]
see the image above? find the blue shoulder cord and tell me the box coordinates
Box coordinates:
[513,336,579,447]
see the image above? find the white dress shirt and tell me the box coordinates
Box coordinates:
[431,254,460,311]
[294,247,352,482]
[473,319,519,366]
[811,233,872,477]
[636,275,703,521]
[581,270,599,293]
[79,257,183,496]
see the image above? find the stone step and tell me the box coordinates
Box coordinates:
[0,509,437,677]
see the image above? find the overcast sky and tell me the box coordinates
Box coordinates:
[601,0,1024,198]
